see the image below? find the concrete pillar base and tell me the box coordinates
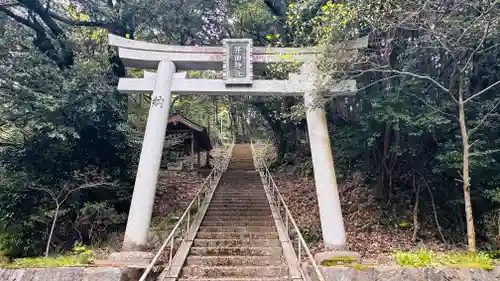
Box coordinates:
[314,250,361,265]
[96,251,157,268]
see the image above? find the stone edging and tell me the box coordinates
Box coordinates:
[303,263,500,281]
[0,266,161,281]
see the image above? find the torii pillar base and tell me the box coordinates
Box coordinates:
[98,251,156,268]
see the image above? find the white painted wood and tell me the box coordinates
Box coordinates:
[117,47,357,70]
[123,60,176,251]
[118,77,357,96]
[301,63,346,250]
[108,34,367,70]
[109,34,367,56]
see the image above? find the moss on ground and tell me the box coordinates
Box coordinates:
[320,256,356,266]
[320,256,375,270]
[320,250,498,271]
[393,249,495,270]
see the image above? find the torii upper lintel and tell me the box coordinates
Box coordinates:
[108,34,368,71]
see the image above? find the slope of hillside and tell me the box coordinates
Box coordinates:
[273,173,453,264]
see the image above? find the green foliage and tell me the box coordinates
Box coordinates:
[393,249,494,269]
[74,202,128,245]
[485,250,500,259]
[261,0,500,251]
[0,244,94,268]
[301,228,322,244]
[0,17,134,257]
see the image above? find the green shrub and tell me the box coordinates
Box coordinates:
[393,249,494,269]
[0,244,94,268]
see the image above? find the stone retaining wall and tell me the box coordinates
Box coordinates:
[305,265,500,281]
[0,267,159,281]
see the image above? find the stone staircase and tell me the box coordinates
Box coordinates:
[178,144,288,281]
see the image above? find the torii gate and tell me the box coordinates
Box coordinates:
[108,35,367,254]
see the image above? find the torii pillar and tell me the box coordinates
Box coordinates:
[123,60,176,251]
[300,63,346,250]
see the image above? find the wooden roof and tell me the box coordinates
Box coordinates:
[166,113,212,151]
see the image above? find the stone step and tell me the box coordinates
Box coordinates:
[216,188,263,190]
[209,202,270,205]
[212,193,265,195]
[196,232,279,240]
[203,214,273,219]
[207,205,272,209]
[198,226,276,233]
[204,211,273,217]
[213,189,263,191]
[210,198,268,201]
[185,255,284,266]
[212,191,264,193]
[206,208,272,212]
[201,220,275,227]
[202,215,273,220]
[210,197,268,201]
[202,217,274,222]
[210,192,267,195]
[202,215,273,219]
[189,247,279,256]
[212,191,265,193]
[193,238,280,247]
[209,198,268,201]
[180,265,288,278]
[178,278,288,281]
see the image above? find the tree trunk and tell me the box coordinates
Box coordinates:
[46,204,60,257]
[458,76,476,252]
[412,174,420,242]
[376,122,392,199]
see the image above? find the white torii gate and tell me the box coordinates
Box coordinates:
[108,34,367,253]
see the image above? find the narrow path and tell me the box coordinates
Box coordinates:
[178,144,288,281]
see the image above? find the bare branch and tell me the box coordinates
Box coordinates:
[29,186,57,202]
[47,10,111,28]
[0,1,18,7]
[479,42,500,54]
[415,170,447,243]
[462,22,491,72]
[409,92,458,120]
[355,74,405,93]
[455,0,499,44]
[59,181,117,204]
[398,0,430,26]
[0,6,44,33]
[464,79,500,104]
[468,98,500,137]
[354,68,450,93]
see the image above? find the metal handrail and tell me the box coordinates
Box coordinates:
[139,140,235,281]
[250,142,325,281]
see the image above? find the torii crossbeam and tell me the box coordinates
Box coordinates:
[108,34,368,253]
